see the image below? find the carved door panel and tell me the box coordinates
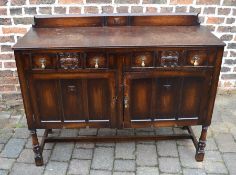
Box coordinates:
[124,71,211,127]
[29,79,62,124]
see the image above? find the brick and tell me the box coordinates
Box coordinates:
[76,142,95,149]
[0,36,15,43]
[115,142,135,159]
[0,138,26,158]
[0,158,15,170]
[0,85,16,92]
[114,160,135,172]
[231,26,236,33]
[0,0,8,5]
[10,8,22,15]
[146,7,157,13]
[228,43,236,49]
[221,66,231,72]
[215,133,236,152]
[10,163,44,175]
[183,168,206,175]
[230,51,236,57]
[72,148,93,159]
[2,27,27,34]
[59,0,83,3]
[68,159,91,175]
[13,17,34,25]
[226,18,235,24]
[115,0,139,3]
[51,143,74,161]
[223,0,236,6]
[39,7,52,14]
[160,7,173,13]
[143,0,167,3]
[54,7,66,14]
[204,150,222,162]
[84,6,99,14]
[0,170,8,175]
[0,70,14,77]
[1,45,12,52]
[11,0,25,5]
[13,128,28,138]
[217,26,231,33]
[102,6,114,13]
[175,6,187,12]
[69,7,81,14]
[220,34,233,41]
[113,172,135,175]
[90,170,112,175]
[196,0,220,5]
[44,161,68,175]
[203,7,215,14]
[136,144,157,166]
[170,0,193,4]
[116,6,128,13]
[91,147,114,170]
[4,62,16,69]
[87,0,111,3]
[0,7,7,15]
[30,0,55,4]
[204,161,228,174]
[223,153,236,174]
[207,17,224,24]
[24,7,37,15]
[157,140,178,157]
[159,157,181,173]
[131,6,143,13]
[0,18,12,25]
[137,167,159,175]
[218,8,231,15]
[189,6,201,13]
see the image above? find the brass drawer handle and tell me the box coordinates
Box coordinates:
[39,58,46,69]
[95,58,99,69]
[192,55,200,66]
[140,56,146,67]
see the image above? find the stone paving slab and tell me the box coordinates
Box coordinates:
[0,92,235,174]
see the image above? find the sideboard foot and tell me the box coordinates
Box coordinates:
[195,126,208,162]
[30,129,44,166]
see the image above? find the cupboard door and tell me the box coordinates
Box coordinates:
[29,72,116,127]
[124,71,211,127]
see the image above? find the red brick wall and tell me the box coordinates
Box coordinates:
[0,0,236,101]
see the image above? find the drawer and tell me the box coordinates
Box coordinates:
[131,52,155,68]
[86,53,107,69]
[32,54,57,69]
[186,50,208,66]
[58,53,81,69]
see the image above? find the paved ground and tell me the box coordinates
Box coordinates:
[0,91,236,175]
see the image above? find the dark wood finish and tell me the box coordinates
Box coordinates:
[13,13,225,166]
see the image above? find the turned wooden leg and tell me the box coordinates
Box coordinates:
[30,129,44,166]
[195,126,208,162]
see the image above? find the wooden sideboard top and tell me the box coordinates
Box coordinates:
[13,13,225,50]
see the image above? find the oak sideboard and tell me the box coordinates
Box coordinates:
[13,13,225,166]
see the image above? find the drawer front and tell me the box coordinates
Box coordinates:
[86,53,107,69]
[32,53,57,69]
[107,16,128,26]
[132,52,155,68]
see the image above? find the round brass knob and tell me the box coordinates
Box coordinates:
[95,58,99,69]
[141,56,146,67]
[192,55,200,66]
